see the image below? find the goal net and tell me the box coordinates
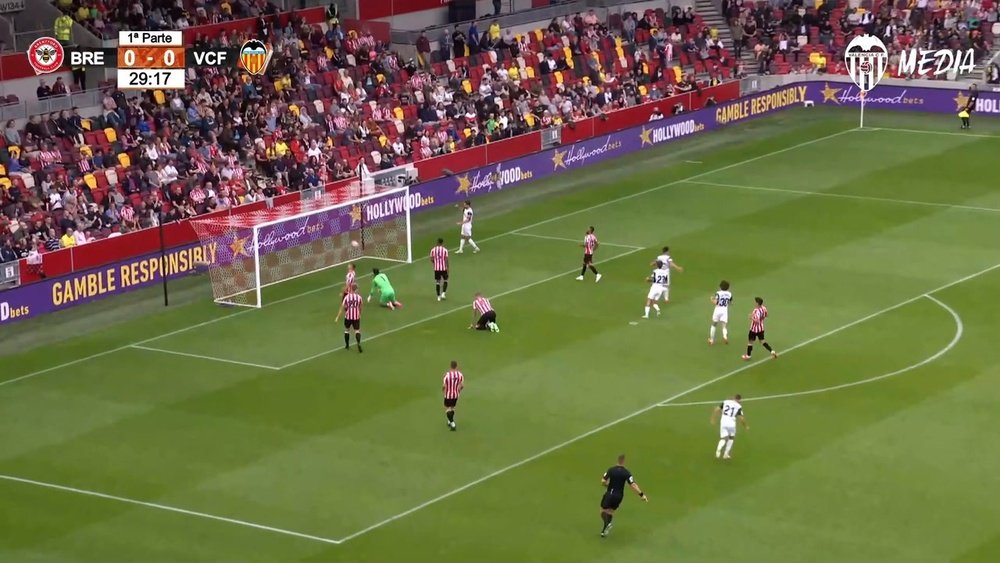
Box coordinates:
[190,184,413,308]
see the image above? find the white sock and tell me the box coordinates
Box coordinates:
[652,304,660,312]
[716,439,726,455]
[644,306,650,316]
[722,326,728,340]
[724,440,734,456]
[710,325,716,340]
[469,239,479,250]
[458,239,465,251]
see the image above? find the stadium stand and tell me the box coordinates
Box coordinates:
[722,0,995,76]
[2,2,738,267]
[53,0,285,39]
[19,0,988,265]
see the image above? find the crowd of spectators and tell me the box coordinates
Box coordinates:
[724,0,995,76]
[1,5,732,267]
[54,0,284,39]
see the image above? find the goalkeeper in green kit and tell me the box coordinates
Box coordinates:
[369,268,404,310]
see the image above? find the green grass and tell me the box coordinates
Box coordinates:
[3,106,1000,562]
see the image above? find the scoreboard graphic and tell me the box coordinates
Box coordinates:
[27,32,272,90]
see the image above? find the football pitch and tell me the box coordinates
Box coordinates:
[4,106,1000,562]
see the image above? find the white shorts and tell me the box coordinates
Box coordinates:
[647,285,668,301]
[720,422,736,439]
[712,307,729,324]
[460,223,472,238]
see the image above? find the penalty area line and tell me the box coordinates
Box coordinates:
[510,231,645,250]
[278,246,646,370]
[655,294,964,408]
[0,474,342,545]
[130,345,283,371]
[686,180,1000,214]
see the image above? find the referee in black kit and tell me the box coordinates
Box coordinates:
[599,454,648,537]
[961,84,978,129]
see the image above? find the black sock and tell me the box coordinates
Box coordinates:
[355,332,362,345]
[746,345,753,356]
[344,332,350,347]
[762,342,773,352]
[589,265,599,275]
[601,512,611,527]
[435,283,441,296]
[443,281,448,293]
[580,265,588,276]
[446,410,455,422]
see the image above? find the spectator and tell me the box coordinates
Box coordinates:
[36,79,51,100]
[4,119,20,146]
[0,239,16,263]
[51,77,68,96]
[60,228,77,248]
[54,11,74,46]
[416,31,431,69]
[452,27,467,59]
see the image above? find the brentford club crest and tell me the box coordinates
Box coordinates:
[27,37,65,75]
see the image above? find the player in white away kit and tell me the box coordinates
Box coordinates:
[643,261,670,318]
[456,200,480,254]
[710,394,748,459]
[649,246,683,303]
[709,280,732,345]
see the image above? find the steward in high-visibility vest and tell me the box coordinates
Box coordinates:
[54,14,73,45]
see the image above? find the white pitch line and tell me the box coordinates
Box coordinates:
[333,261,999,544]
[1,128,855,388]
[279,247,645,370]
[0,474,342,545]
[686,180,1000,214]
[656,294,963,408]
[130,345,282,371]
[506,129,857,235]
[873,127,1000,140]
[510,231,644,250]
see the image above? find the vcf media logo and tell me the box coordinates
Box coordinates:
[239,39,272,76]
[845,35,888,92]
[27,37,65,75]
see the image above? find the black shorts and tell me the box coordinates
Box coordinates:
[344,318,360,330]
[444,397,458,408]
[434,270,449,281]
[476,310,497,327]
[600,492,623,510]
[583,253,593,264]
[748,330,764,341]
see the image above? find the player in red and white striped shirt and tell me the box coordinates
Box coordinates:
[442,360,465,431]
[430,238,450,301]
[469,292,499,333]
[334,285,364,353]
[576,226,602,282]
[345,263,356,290]
[742,297,777,361]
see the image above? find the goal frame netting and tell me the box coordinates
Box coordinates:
[191,184,413,309]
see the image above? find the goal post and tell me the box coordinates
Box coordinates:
[191,184,413,308]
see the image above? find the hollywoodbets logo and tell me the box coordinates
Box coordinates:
[239,39,272,76]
